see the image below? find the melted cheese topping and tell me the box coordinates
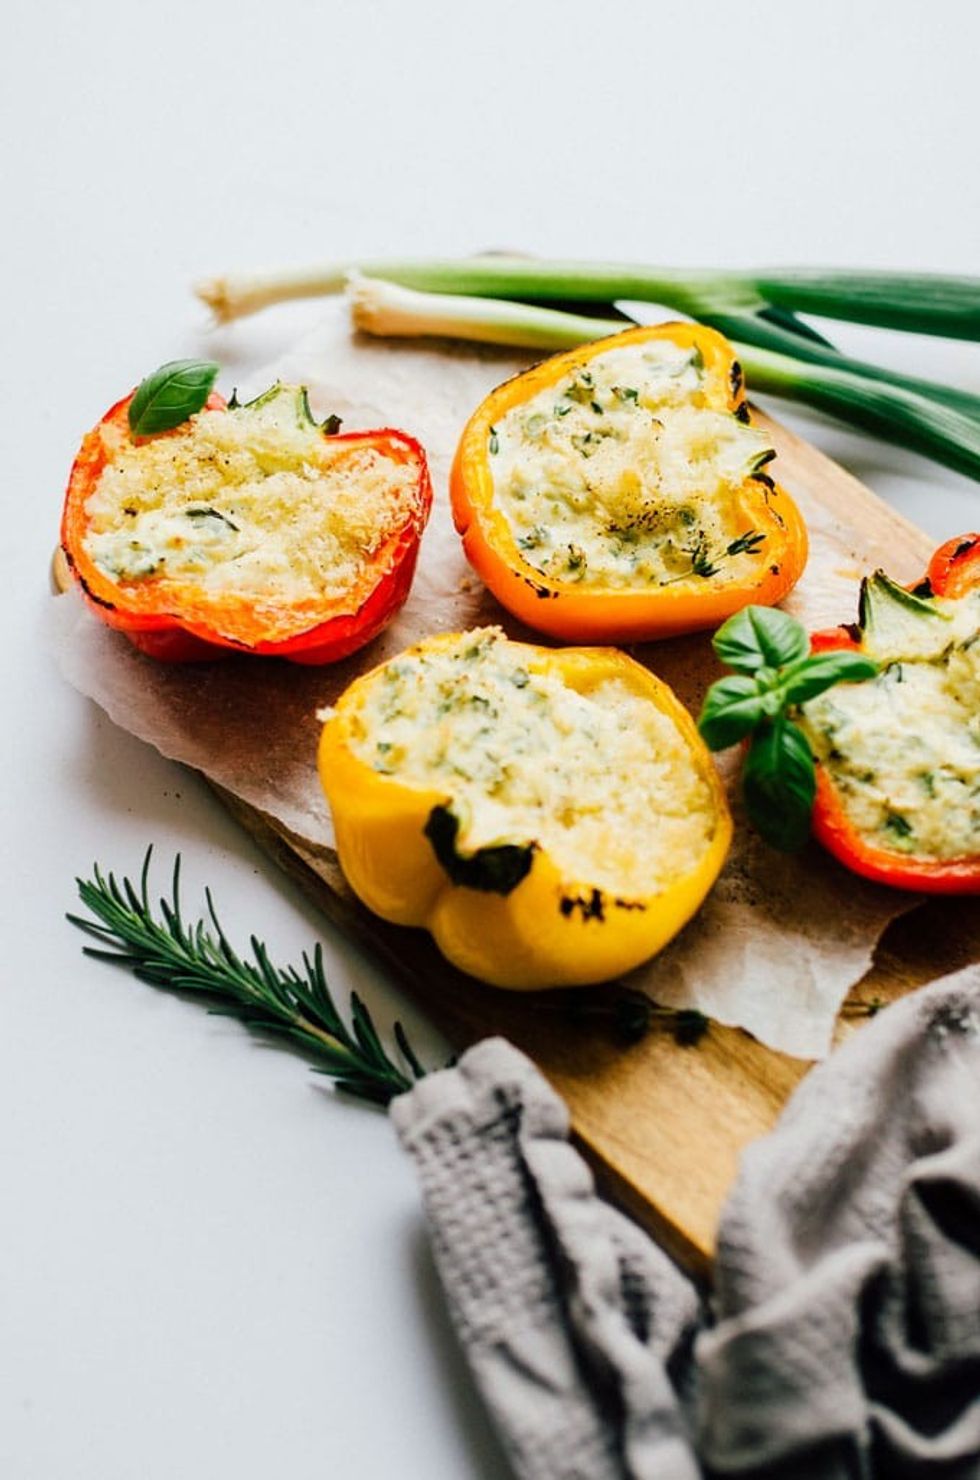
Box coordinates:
[343,629,717,894]
[800,589,980,860]
[83,390,419,608]
[490,341,772,588]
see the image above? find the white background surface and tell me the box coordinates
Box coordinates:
[3,2,979,1475]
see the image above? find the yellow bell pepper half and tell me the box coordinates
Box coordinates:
[317,631,731,990]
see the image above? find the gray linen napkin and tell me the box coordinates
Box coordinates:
[391,966,980,1480]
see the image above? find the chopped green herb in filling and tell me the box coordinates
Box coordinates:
[799,588,980,860]
[490,341,773,589]
[343,628,717,894]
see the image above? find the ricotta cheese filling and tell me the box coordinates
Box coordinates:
[83,390,419,607]
[490,341,773,589]
[344,629,717,895]
[799,589,980,860]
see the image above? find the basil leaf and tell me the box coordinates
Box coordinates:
[713,605,809,673]
[128,359,220,437]
[698,674,765,750]
[742,717,816,851]
[782,650,879,706]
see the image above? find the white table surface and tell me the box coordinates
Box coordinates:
[3,2,979,1475]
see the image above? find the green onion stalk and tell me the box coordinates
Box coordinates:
[197,257,980,339]
[343,275,980,485]
[195,257,980,482]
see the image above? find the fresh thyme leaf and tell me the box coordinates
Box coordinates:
[677,529,764,582]
[68,850,430,1106]
[128,360,219,437]
[688,535,720,579]
[488,426,499,455]
[725,530,766,558]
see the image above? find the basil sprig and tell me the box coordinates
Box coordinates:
[698,605,878,850]
[128,359,220,437]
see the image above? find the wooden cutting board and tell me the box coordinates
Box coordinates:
[205,410,980,1277]
[222,777,980,1277]
[60,408,980,1277]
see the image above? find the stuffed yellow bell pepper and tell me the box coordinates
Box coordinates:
[450,323,808,643]
[317,628,731,989]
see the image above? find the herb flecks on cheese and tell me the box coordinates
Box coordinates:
[346,629,717,895]
[83,386,418,613]
[490,341,772,589]
[800,588,980,860]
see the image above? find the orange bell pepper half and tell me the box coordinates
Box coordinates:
[809,534,980,893]
[60,384,432,664]
[449,323,808,643]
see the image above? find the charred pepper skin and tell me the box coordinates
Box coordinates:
[809,534,980,894]
[60,389,432,664]
[317,633,732,990]
[449,323,808,643]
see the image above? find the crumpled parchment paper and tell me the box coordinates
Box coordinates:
[45,301,918,1058]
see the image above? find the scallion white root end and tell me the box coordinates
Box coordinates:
[346,273,619,350]
[195,265,352,322]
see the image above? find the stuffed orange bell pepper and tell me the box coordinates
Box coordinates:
[318,627,731,989]
[450,323,807,643]
[801,534,980,893]
[61,363,431,664]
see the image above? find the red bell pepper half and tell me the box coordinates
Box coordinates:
[809,534,980,893]
[60,383,432,664]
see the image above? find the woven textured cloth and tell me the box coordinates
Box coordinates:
[391,966,980,1479]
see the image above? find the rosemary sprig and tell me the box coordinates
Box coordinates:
[67,850,430,1106]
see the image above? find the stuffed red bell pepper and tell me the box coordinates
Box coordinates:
[799,534,980,892]
[60,363,432,663]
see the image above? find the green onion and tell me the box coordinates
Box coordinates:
[344,277,980,485]
[736,343,980,485]
[749,269,980,341]
[196,257,763,323]
[196,256,980,340]
[709,310,980,421]
[347,272,614,350]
